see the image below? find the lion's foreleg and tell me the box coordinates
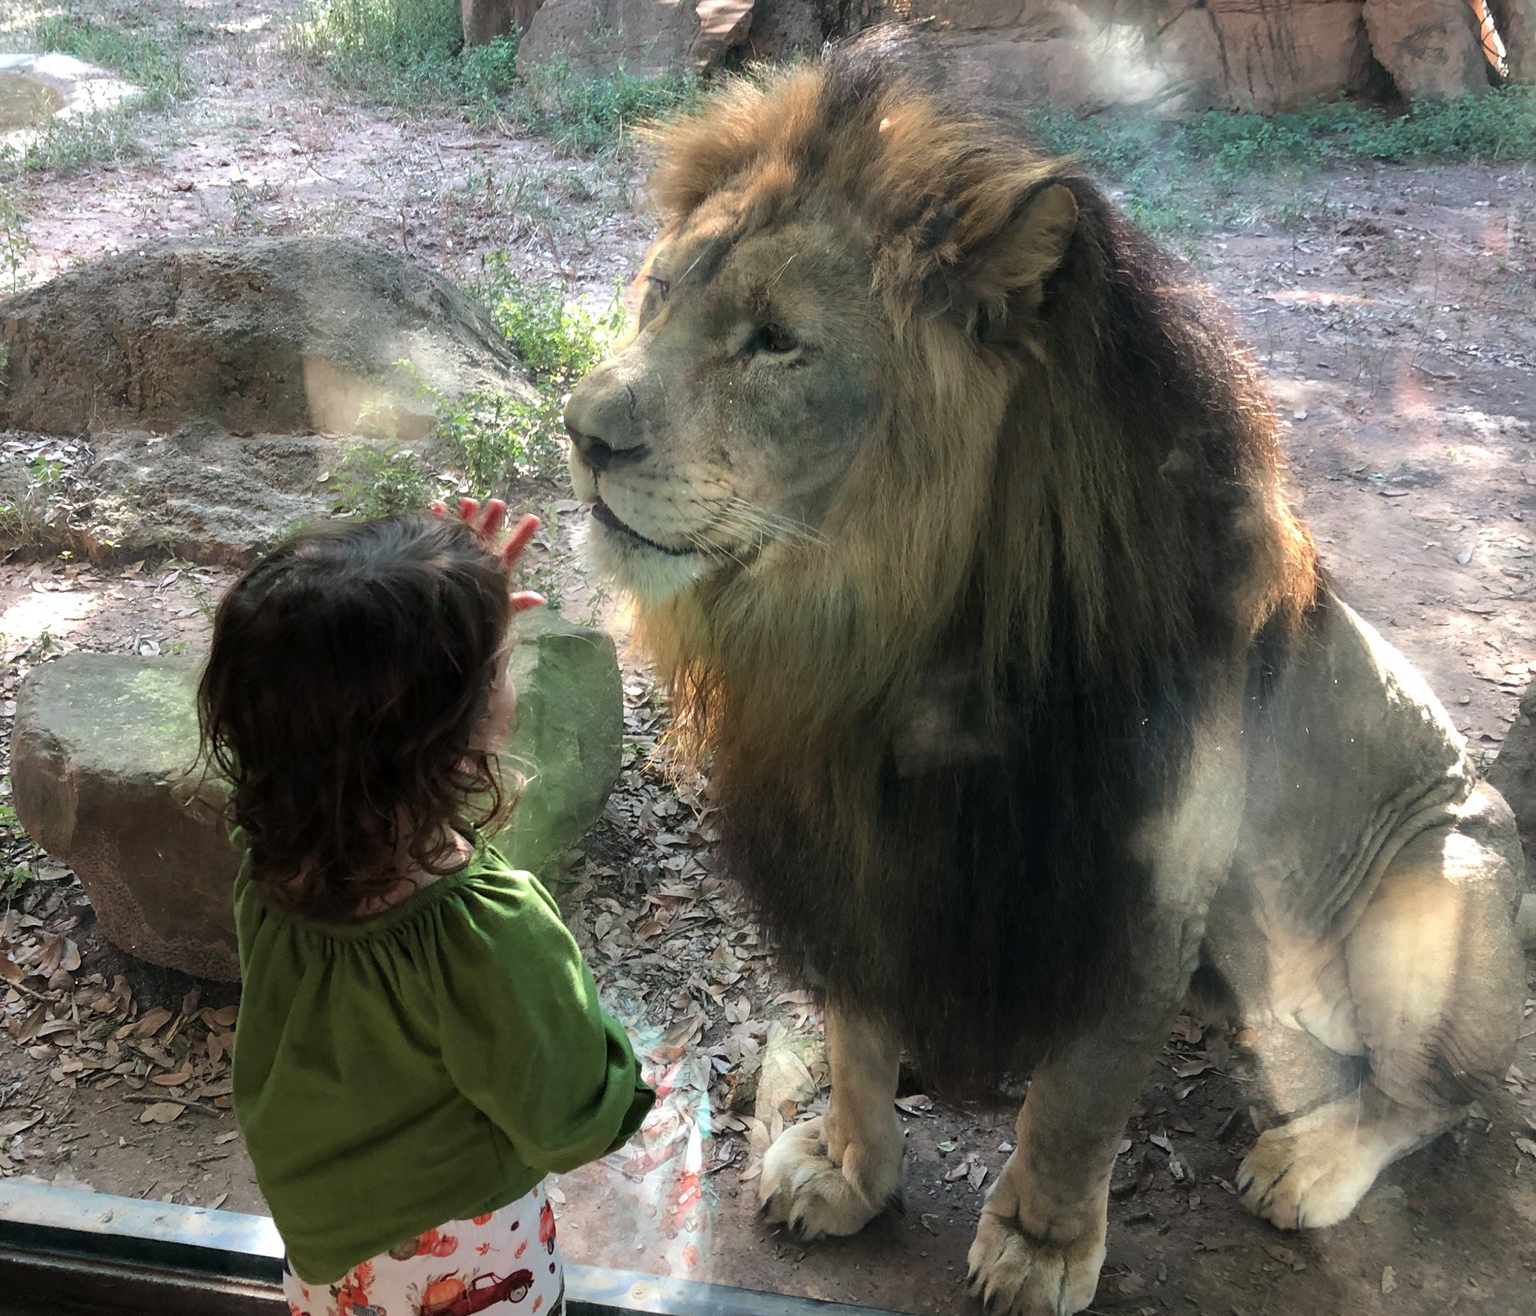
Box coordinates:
[968,955,1194,1316]
[759,1003,904,1239]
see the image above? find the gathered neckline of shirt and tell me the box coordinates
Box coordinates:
[245,840,510,941]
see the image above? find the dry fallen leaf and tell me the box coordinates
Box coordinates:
[151,1069,194,1087]
[895,1094,934,1115]
[140,1102,185,1124]
[133,1007,173,1038]
[1263,1243,1306,1272]
[0,1112,44,1139]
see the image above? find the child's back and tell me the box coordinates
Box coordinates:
[200,509,652,1315]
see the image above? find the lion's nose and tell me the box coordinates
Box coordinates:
[564,385,649,473]
[565,424,642,473]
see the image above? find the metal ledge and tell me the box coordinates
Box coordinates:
[0,1182,907,1316]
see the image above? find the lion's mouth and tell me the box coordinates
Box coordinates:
[591,499,698,558]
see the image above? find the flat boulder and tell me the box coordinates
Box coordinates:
[10,609,621,981]
[1361,0,1491,99]
[0,237,533,440]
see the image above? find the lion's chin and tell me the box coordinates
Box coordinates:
[578,517,711,607]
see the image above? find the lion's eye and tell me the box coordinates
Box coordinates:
[645,276,670,300]
[748,323,799,356]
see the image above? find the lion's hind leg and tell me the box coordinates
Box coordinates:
[1241,786,1524,1231]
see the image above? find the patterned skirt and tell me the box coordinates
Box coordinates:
[282,1181,564,1316]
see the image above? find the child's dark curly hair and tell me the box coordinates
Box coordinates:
[197,515,514,922]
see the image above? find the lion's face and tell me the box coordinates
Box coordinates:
[565,191,886,604]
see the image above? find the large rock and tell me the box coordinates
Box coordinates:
[461,0,544,43]
[0,238,533,440]
[1488,681,1536,949]
[911,0,1379,113]
[10,610,622,981]
[1489,681,1536,857]
[517,0,754,78]
[1490,0,1536,82]
[66,426,344,566]
[1363,0,1489,100]
[520,1,1530,112]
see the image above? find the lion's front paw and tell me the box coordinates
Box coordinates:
[966,1209,1105,1316]
[759,1116,902,1240]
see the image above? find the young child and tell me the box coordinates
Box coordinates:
[197,500,653,1316]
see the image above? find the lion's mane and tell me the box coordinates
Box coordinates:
[636,32,1322,1094]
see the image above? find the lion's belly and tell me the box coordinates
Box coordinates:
[1208,593,1514,1027]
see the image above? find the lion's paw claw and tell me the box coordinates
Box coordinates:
[1238,1118,1380,1231]
[965,1210,1105,1316]
[758,1116,901,1241]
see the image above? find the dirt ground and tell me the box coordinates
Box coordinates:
[3,3,1536,1314]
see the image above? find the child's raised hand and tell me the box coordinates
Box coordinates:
[431,498,546,613]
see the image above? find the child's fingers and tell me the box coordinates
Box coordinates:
[510,590,546,613]
[475,498,508,538]
[499,514,540,569]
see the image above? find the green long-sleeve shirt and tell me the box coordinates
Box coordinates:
[232,837,654,1284]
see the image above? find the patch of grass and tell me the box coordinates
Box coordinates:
[288,0,518,109]
[1032,87,1536,238]
[29,10,190,109]
[515,56,699,156]
[0,112,145,179]
[1326,86,1536,162]
[289,3,694,150]
[1179,111,1328,191]
[0,7,188,179]
[0,454,69,549]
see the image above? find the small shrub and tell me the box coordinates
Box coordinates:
[0,193,27,292]
[470,251,623,390]
[329,445,443,519]
[374,263,627,494]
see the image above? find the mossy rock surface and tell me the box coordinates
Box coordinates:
[10,609,620,980]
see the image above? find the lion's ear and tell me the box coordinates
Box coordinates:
[962,183,1079,331]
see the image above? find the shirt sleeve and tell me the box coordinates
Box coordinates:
[436,876,654,1174]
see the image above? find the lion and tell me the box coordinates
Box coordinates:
[562,29,1527,1316]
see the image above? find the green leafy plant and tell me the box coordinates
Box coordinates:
[329,444,444,519]
[0,193,34,294]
